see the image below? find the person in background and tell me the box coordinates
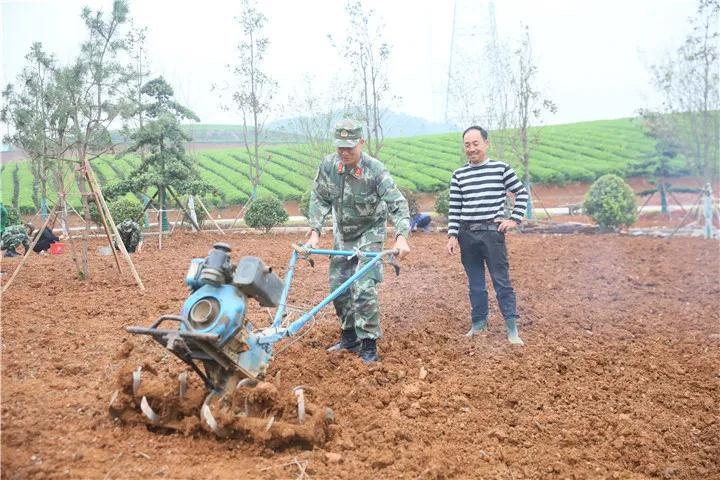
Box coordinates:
[1,223,34,258]
[32,226,60,254]
[306,119,411,363]
[410,212,432,232]
[446,126,528,345]
[116,219,143,253]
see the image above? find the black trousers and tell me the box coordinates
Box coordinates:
[458,224,518,321]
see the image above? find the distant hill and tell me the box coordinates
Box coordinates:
[266,111,457,138]
[179,124,304,144]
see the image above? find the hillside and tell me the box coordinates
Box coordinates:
[1,117,686,212]
[266,112,457,138]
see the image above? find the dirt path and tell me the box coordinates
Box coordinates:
[1,231,718,479]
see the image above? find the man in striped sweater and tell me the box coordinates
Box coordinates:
[446,126,528,345]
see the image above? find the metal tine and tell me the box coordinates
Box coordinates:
[293,386,306,424]
[264,415,275,432]
[236,378,258,389]
[178,372,188,398]
[132,367,142,396]
[109,389,119,407]
[201,393,226,437]
[235,378,258,417]
[140,396,161,424]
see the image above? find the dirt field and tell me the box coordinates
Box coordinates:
[1,223,719,479]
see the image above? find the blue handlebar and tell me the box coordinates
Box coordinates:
[262,246,398,343]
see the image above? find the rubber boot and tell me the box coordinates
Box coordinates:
[359,338,379,363]
[327,328,361,353]
[504,317,524,345]
[465,318,488,337]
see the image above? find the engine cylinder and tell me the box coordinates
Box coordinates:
[189,297,220,328]
[201,243,234,286]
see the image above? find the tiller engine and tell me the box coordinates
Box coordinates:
[118,242,398,437]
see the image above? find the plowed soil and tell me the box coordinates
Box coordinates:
[2,226,719,480]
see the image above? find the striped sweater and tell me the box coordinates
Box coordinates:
[447,159,528,237]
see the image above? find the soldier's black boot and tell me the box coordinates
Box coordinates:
[359,338,379,364]
[327,328,361,353]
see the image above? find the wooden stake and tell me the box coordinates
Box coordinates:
[85,160,145,291]
[197,196,226,235]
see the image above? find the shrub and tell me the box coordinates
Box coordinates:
[18,205,35,215]
[434,188,450,216]
[583,174,637,231]
[244,196,289,233]
[88,201,102,226]
[90,196,144,226]
[110,197,144,224]
[299,190,312,219]
[5,205,20,225]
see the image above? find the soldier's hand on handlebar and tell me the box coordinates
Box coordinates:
[306,229,320,249]
[392,235,410,260]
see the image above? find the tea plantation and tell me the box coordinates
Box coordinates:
[1,118,686,212]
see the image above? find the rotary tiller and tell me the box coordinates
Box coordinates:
[121,242,399,435]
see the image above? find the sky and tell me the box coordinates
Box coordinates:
[1,0,700,127]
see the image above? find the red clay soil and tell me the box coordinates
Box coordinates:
[1,228,719,479]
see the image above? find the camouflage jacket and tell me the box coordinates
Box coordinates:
[309,152,410,247]
[117,220,142,249]
[0,224,30,251]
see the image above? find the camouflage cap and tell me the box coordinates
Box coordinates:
[333,119,364,148]
[118,219,135,232]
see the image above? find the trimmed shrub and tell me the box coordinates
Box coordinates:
[244,196,289,233]
[583,174,637,231]
[88,201,102,226]
[5,205,21,226]
[110,196,144,224]
[90,196,144,226]
[434,188,450,216]
[18,205,36,215]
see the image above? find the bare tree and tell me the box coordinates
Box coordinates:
[282,75,339,172]
[508,25,557,219]
[228,0,276,210]
[329,1,393,158]
[648,0,719,183]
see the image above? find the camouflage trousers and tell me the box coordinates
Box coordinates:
[329,241,384,340]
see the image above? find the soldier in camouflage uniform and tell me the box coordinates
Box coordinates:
[306,119,411,363]
[116,219,143,253]
[0,202,9,235]
[1,223,34,257]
